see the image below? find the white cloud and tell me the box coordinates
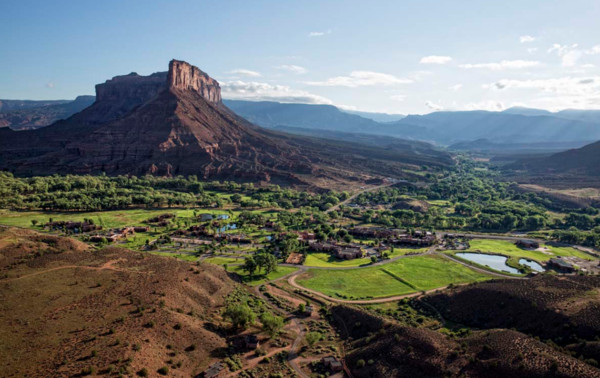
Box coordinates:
[425,101,444,111]
[547,44,582,67]
[449,84,463,92]
[308,30,331,37]
[484,76,600,99]
[419,55,452,64]
[277,65,307,74]
[229,69,261,77]
[520,35,536,43]
[45,82,55,88]
[585,45,600,55]
[527,47,538,54]
[459,60,540,70]
[221,80,333,104]
[306,71,413,87]
[390,94,406,102]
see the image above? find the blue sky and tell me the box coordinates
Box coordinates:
[1,0,600,114]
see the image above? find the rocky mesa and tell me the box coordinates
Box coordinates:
[0,59,452,188]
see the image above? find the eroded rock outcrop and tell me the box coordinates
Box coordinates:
[167,59,221,104]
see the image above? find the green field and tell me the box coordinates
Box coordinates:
[296,255,491,299]
[0,208,237,229]
[304,252,374,267]
[233,266,298,286]
[387,247,428,259]
[466,239,594,262]
[203,256,244,265]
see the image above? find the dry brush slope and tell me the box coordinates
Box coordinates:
[331,305,600,378]
[0,226,235,377]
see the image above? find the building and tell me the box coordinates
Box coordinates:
[245,335,259,349]
[336,247,363,260]
[548,258,575,273]
[202,361,226,378]
[516,239,540,249]
[296,231,316,242]
[311,242,341,254]
[146,213,175,223]
[392,235,435,246]
[286,252,304,264]
[223,234,251,243]
[322,356,343,372]
[349,227,397,239]
[304,305,314,316]
[45,220,101,233]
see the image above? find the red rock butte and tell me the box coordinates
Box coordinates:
[0,59,450,188]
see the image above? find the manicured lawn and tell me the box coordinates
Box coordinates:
[234,266,298,286]
[297,267,414,299]
[296,255,492,299]
[383,255,490,290]
[304,252,374,267]
[204,256,244,265]
[466,239,594,262]
[386,247,428,259]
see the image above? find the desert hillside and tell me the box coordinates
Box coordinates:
[0,226,234,377]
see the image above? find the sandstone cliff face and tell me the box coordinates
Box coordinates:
[168,60,221,104]
[88,71,168,124]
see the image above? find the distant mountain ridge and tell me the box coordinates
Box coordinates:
[513,139,600,176]
[341,109,405,122]
[223,100,600,147]
[6,94,600,150]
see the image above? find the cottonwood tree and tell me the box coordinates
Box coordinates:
[223,304,255,330]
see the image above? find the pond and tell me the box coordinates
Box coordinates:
[455,252,520,274]
[519,258,545,272]
[218,223,237,233]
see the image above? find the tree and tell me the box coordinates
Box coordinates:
[223,304,256,329]
[31,220,38,227]
[260,312,284,337]
[242,257,257,278]
[305,331,321,347]
[257,253,277,274]
[371,256,377,264]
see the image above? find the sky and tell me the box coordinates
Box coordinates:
[1,0,600,114]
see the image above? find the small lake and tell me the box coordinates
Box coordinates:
[455,252,520,274]
[519,258,545,272]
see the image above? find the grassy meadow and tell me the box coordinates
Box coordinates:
[296,255,491,299]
